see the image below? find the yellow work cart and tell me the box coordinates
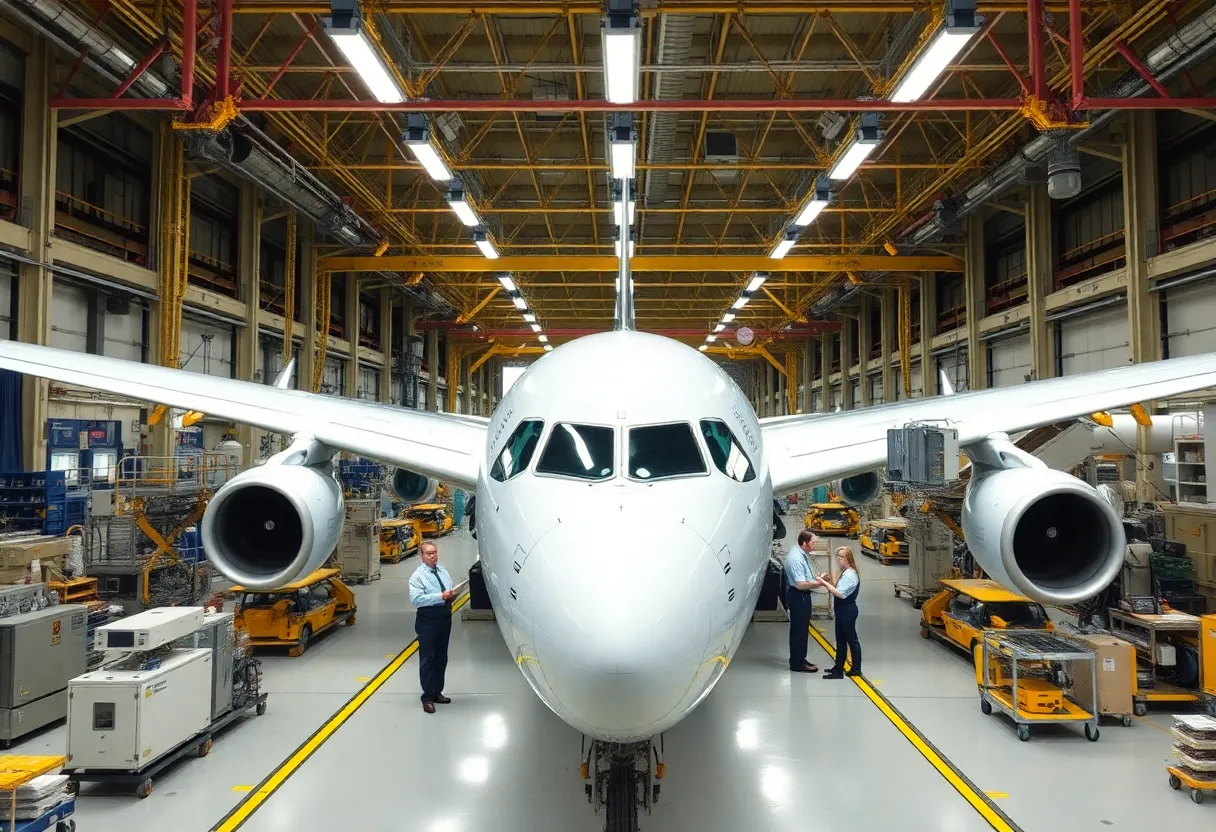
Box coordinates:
[380,518,422,563]
[859,519,908,564]
[920,578,1053,656]
[804,502,859,538]
[1108,608,1203,714]
[232,568,356,657]
[976,629,1100,742]
[0,755,73,831]
[407,503,453,538]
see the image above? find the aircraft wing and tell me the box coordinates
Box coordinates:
[762,352,1216,496]
[0,341,485,490]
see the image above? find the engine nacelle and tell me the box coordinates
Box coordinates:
[832,472,881,507]
[201,455,344,590]
[391,468,439,504]
[962,467,1125,605]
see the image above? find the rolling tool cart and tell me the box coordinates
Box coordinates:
[0,756,74,832]
[1167,714,1216,805]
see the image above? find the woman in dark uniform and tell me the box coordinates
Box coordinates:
[819,546,862,679]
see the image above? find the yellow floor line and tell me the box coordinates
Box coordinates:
[211,593,470,832]
[808,623,1022,832]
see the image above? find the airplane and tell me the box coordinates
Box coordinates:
[3,276,1216,830]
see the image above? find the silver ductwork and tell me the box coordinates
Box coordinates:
[2,0,170,97]
[904,6,1216,245]
[183,121,382,249]
[643,13,694,205]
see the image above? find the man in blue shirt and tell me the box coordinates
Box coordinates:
[784,529,826,672]
[409,541,455,713]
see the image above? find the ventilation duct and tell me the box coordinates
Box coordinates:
[809,283,864,318]
[183,121,382,250]
[903,5,1216,245]
[642,12,694,205]
[1,0,170,97]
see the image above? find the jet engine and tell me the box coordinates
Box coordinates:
[391,468,439,504]
[832,472,881,506]
[201,436,344,590]
[962,466,1124,605]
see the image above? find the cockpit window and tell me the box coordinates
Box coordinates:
[490,419,544,482]
[628,423,707,480]
[536,423,615,480]
[699,420,756,482]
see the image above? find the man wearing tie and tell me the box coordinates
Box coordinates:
[409,541,455,713]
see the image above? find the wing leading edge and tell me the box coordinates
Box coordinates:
[0,341,485,490]
[762,352,1216,495]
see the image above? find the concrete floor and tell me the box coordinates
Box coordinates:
[9,521,1211,830]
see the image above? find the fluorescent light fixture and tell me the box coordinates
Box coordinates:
[713,323,725,333]
[473,227,498,259]
[497,274,517,292]
[522,312,536,323]
[538,334,548,343]
[828,114,884,181]
[446,180,479,226]
[403,114,452,182]
[612,200,636,226]
[746,273,768,293]
[769,229,798,260]
[529,323,542,333]
[705,334,717,343]
[511,296,528,310]
[544,344,554,352]
[721,312,736,323]
[890,2,980,103]
[609,113,637,179]
[323,13,405,104]
[601,4,641,105]
[732,294,750,310]
[794,179,832,226]
[614,237,635,257]
[698,345,708,352]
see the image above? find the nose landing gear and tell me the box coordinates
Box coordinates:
[581,736,664,832]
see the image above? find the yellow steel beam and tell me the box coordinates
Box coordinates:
[762,286,805,322]
[320,254,963,273]
[227,4,1072,17]
[785,350,798,414]
[446,343,461,413]
[281,211,297,365]
[469,344,501,375]
[458,285,501,322]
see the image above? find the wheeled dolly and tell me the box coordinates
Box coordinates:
[1167,765,1216,805]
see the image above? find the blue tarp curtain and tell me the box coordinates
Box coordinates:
[0,369,22,472]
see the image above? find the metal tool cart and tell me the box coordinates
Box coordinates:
[0,756,75,832]
[1108,608,1202,713]
[1167,714,1216,805]
[976,629,1100,742]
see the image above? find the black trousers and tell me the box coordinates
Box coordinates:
[786,587,811,670]
[415,606,452,702]
[830,603,861,673]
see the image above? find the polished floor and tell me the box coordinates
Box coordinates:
[9,521,1210,830]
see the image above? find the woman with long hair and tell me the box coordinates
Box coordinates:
[819,546,862,679]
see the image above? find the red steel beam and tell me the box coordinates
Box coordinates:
[1079,97,1216,110]
[265,20,318,96]
[181,0,197,107]
[216,0,233,99]
[985,30,1030,97]
[1112,40,1171,99]
[1068,0,1084,107]
[235,98,1025,113]
[1028,0,1046,101]
[111,43,166,100]
[414,324,842,338]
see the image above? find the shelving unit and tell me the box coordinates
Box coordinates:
[1171,438,1208,505]
[0,472,68,534]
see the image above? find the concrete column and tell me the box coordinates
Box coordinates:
[839,315,855,410]
[880,290,893,404]
[18,39,55,470]
[965,214,989,389]
[1123,110,1165,500]
[379,288,392,403]
[857,295,871,408]
[762,362,773,417]
[235,183,262,465]
[344,276,360,398]
[1025,186,1055,380]
[819,332,831,411]
[919,274,936,397]
[480,361,490,415]
[298,229,317,390]
[802,337,814,413]
[461,356,473,415]
[426,328,439,411]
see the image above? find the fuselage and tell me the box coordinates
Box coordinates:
[475,331,773,742]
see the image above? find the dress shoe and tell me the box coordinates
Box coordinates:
[422,701,436,713]
[846,670,863,678]
[804,663,819,673]
[822,671,844,680]
[434,694,452,704]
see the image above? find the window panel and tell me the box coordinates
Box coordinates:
[536,423,614,481]
[490,420,545,482]
[699,419,756,483]
[628,423,706,481]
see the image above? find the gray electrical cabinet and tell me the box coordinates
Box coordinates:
[0,605,87,745]
[173,611,234,721]
[887,426,961,485]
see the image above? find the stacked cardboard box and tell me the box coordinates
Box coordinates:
[1162,504,1216,612]
[0,534,71,585]
[336,500,380,581]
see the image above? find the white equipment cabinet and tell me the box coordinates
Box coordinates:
[65,649,212,771]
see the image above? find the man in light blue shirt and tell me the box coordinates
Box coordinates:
[784,529,826,672]
[410,541,455,713]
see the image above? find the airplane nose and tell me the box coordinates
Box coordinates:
[522,519,724,740]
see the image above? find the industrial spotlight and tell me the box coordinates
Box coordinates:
[609,113,637,180]
[611,180,637,226]
[793,178,833,227]
[473,226,499,259]
[889,1,981,103]
[323,0,405,104]
[601,0,641,104]
[446,180,480,226]
[828,113,884,181]
[402,114,452,182]
[769,229,798,260]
